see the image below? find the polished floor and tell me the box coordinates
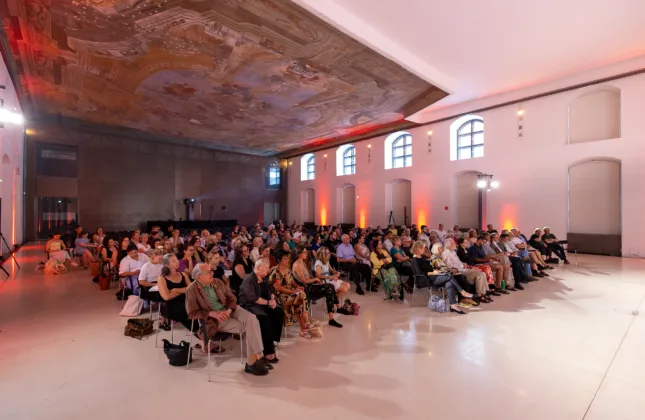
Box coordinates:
[1,244,644,420]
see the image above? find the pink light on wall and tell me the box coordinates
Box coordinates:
[500,203,517,230]
[320,206,327,226]
[417,210,427,227]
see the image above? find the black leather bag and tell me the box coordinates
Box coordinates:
[162,339,192,366]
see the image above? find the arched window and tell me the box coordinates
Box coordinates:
[451,116,484,160]
[392,134,412,168]
[343,146,356,175]
[306,155,315,179]
[300,153,315,181]
[384,131,412,170]
[336,144,356,176]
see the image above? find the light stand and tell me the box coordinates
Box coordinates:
[0,232,20,277]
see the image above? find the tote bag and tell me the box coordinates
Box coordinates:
[119,295,143,317]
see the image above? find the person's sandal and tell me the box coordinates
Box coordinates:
[299,330,312,340]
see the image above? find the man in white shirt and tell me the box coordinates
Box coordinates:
[292,225,303,240]
[383,230,394,252]
[442,238,489,297]
[119,245,149,294]
[418,226,431,248]
[138,249,163,305]
[432,224,447,243]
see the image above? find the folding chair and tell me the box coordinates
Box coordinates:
[186,319,245,374]
[409,274,431,306]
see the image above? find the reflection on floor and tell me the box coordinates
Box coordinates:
[1,244,644,420]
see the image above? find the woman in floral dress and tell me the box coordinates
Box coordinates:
[269,251,314,339]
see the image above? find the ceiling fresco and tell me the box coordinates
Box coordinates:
[1,0,447,155]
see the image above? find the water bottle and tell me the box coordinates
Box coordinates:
[501,280,506,290]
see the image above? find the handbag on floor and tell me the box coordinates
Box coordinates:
[89,261,101,276]
[162,339,193,366]
[428,294,448,313]
[119,295,143,317]
[124,318,153,339]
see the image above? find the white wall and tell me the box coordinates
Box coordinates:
[287,70,645,257]
[0,60,24,250]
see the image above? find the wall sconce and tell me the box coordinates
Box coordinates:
[517,107,524,140]
[367,144,371,163]
[323,153,327,170]
[427,130,433,153]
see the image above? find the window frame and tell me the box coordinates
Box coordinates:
[343,146,356,175]
[456,118,484,160]
[391,134,412,168]
[266,166,281,189]
[306,155,315,180]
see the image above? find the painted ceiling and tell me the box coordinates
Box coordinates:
[1,0,447,155]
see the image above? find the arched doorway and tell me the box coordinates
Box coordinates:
[301,188,315,224]
[568,159,621,255]
[456,172,481,230]
[341,184,356,224]
[386,180,411,226]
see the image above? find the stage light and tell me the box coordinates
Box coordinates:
[477,179,488,188]
[0,109,24,124]
[517,109,524,117]
[490,180,500,188]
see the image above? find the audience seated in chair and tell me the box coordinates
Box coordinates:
[542,227,569,264]
[498,233,538,283]
[46,232,75,266]
[336,234,372,296]
[119,244,148,295]
[74,232,97,267]
[230,244,254,296]
[178,243,200,274]
[430,243,479,307]
[270,251,316,340]
[370,239,403,301]
[156,253,194,333]
[292,247,347,327]
[314,246,351,299]
[138,249,163,303]
[410,241,473,314]
[390,236,415,288]
[238,259,283,368]
[186,263,270,376]
[509,229,548,277]
[442,239,492,302]
[207,251,230,288]
[456,238,500,296]
[101,237,118,272]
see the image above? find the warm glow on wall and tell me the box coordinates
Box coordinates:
[417,210,427,227]
[500,203,517,230]
[320,207,327,226]
[359,209,366,228]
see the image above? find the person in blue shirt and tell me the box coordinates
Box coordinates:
[74,231,97,268]
[469,236,505,294]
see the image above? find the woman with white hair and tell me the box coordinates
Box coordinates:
[410,241,473,314]
[430,243,478,307]
[249,236,264,263]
